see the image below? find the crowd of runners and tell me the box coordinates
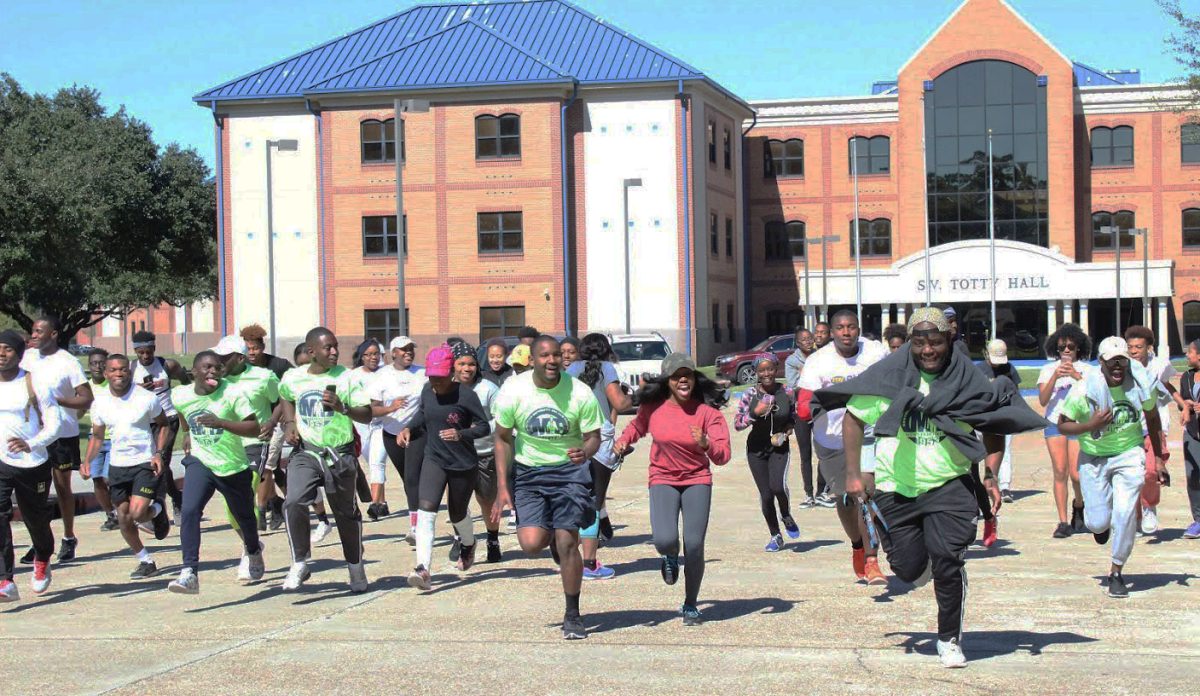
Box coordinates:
[2,306,1198,668]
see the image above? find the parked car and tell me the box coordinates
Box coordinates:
[715,334,795,385]
[67,342,94,356]
[607,332,672,394]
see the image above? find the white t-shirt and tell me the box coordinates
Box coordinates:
[90,386,163,468]
[132,356,177,417]
[0,370,61,468]
[797,338,887,450]
[351,366,384,426]
[472,378,500,456]
[370,364,427,434]
[1037,360,1092,424]
[1143,355,1177,437]
[20,348,87,438]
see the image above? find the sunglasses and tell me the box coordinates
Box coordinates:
[1057,344,1077,354]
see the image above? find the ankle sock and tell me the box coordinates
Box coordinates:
[135,548,152,563]
[584,559,598,571]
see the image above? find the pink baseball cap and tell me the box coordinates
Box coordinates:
[425,344,454,377]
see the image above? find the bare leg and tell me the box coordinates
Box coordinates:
[1047,435,1069,523]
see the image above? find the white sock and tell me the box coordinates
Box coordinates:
[599,508,609,519]
[150,501,162,517]
[452,517,475,548]
[136,548,152,563]
[416,510,436,570]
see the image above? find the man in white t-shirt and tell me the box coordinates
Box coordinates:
[83,353,173,579]
[796,310,887,585]
[131,331,191,515]
[1125,326,1183,535]
[19,317,93,563]
[371,336,428,543]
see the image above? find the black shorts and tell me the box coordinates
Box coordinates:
[108,463,161,506]
[475,454,497,502]
[48,435,81,472]
[513,461,593,531]
[246,444,268,476]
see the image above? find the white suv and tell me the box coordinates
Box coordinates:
[607,332,672,393]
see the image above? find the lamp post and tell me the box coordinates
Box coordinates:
[622,177,643,334]
[851,138,862,319]
[1130,227,1150,325]
[393,98,430,338]
[1100,224,1123,335]
[265,138,299,356]
[808,234,842,321]
[987,129,997,340]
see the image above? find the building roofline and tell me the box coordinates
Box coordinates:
[749,94,898,108]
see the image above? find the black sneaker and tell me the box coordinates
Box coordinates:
[486,539,502,563]
[152,504,171,540]
[598,516,614,542]
[1052,522,1072,539]
[1107,572,1129,598]
[129,560,159,579]
[378,503,390,517]
[268,507,285,531]
[101,513,120,532]
[57,537,77,562]
[256,506,268,532]
[562,613,587,640]
[660,554,679,586]
[1071,505,1086,533]
[815,492,837,508]
[449,536,462,562]
[1001,489,1014,504]
[19,546,35,564]
[367,503,380,522]
[1093,528,1111,545]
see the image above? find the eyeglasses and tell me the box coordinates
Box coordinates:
[1057,344,1077,354]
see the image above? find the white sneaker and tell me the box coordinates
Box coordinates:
[238,542,266,584]
[168,568,199,595]
[937,638,967,668]
[347,561,368,593]
[311,521,332,544]
[282,561,310,590]
[1141,506,1159,535]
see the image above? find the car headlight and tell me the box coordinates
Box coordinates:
[716,356,733,365]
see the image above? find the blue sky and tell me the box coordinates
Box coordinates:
[1,0,1186,169]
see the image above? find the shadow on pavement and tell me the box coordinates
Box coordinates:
[1008,489,1043,502]
[1145,528,1185,544]
[604,556,722,577]
[1090,572,1197,593]
[579,596,800,633]
[602,532,653,549]
[788,539,839,554]
[424,565,560,595]
[965,538,1021,559]
[2,579,163,613]
[885,629,1098,657]
[871,577,918,603]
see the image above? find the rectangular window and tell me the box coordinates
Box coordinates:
[708,121,717,164]
[476,114,521,159]
[1185,209,1200,248]
[712,303,721,343]
[725,218,734,257]
[726,303,735,345]
[361,119,402,163]
[1091,126,1134,167]
[362,215,406,256]
[478,212,523,253]
[1092,211,1136,250]
[850,136,890,175]
[1183,124,1200,164]
[364,308,407,345]
[480,306,525,342]
[710,213,719,256]
[723,128,732,170]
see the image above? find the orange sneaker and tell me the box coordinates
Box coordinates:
[852,546,866,581]
[982,518,998,548]
[863,556,887,586]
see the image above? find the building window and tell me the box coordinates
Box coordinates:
[764,221,786,261]
[476,114,520,159]
[364,308,407,344]
[849,135,890,175]
[362,215,406,256]
[710,213,719,256]
[1184,208,1200,248]
[1185,301,1200,345]
[786,221,806,259]
[712,303,721,343]
[477,212,523,253]
[925,60,1049,248]
[361,119,401,163]
[766,139,804,177]
[726,303,735,344]
[708,121,717,164]
[725,218,734,257]
[851,218,892,257]
[480,306,525,341]
[766,309,802,335]
[1183,124,1200,164]
[1091,126,1134,167]
[723,128,732,170]
[1092,210,1136,250]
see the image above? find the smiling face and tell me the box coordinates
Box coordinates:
[1126,337,1151,366]
[105,356,132,393]
[755,359,776,387]
[813,323,830,348]
[308,333,339,369]
[560,342,579,367]
[30,320,57,353]
[796,329,815,355]
[668,367,695,403]
[909,323,951,374]
[393,343,415,369]
[88,352,107,381]
[487,344,506,372]
[454,355,478,384]
[531,338,561,385]
[360,343,382,371]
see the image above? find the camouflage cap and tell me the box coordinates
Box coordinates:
[907,306,951,333]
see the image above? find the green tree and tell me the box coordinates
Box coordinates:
[0,74,215,344]
[1159,0,1200,114]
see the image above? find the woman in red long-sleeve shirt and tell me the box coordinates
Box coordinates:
[615,353,730,626]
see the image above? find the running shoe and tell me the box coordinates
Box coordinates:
[1001,489,1014,504]
[981,518,998,548]
[1070,504,1086,534]
[660,554,680,586]
[852,546,866,581]
[486,539,502,563]
[582,563,615,581]
[598,516,614,542]
[507,512,518,530]
[1093,527,1110,545]
[30,560,51,595]
[407,565,431,591]
[268,507,284,531]
[19,546,34,564]
[815,492,837,508]
[378,503,390,517]
[238,542,266,584]
[782,516,800,540]
[680,604,704,626]
[764,534,784,552]
[0,579,18,602]
[449,536,462,562]
[130,560,159,579]
[1107,572,1129,598]
[1140,506,1159,535]
[1184,521,1200,539]
[282,562,311,591]
[311,520,332,544]
[101,513,120,532]
[936,638,967,668]
[168,568,199,595]
[561,613,587,640]
[347,561,369,593]
[152,504,171,540]
[457,544,476,572]
[798,496,816,509]
[256,506,268,532]
[367,503,381,522]
[57,537,77,563]
[1052,522,1072,539]
[862,557,887,586]
[405,530,417,546]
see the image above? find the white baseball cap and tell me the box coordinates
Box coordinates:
[1097,336,1131,362]
[985,339,1008,364]
[212,335,247,356]
[389,336,415,350]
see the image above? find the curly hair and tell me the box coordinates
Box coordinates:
[883,323,907,343]
[636,371,727,409]
[1123,325,1155,346]
[1044,322,1092,360]
[240,323,267,343]
[576,333,613,389]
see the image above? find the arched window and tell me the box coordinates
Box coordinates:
[849,136,889,174]
[475,114,520,158]
[1092,210,1135,250]
[1185,301,1200,345]
[851,218,891,257]
[765,220,805,260]
[786,221,806,258]
[1184,208,1200,248]
[361,119,398,163]
[765,139,804,177]
[1091,126,1134,167]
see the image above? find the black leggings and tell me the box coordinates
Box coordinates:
[382,428,425,514]
[417,463,476,523]
[794,419,823,497]
[747,448,791,536]
[590,459,614,511]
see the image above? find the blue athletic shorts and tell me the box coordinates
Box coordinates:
[88,438,112,480]
[513,461,593,532]
[1043,424,1077,440]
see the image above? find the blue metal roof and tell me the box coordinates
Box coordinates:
[1073,62,1142,87]
[196,0,709,102]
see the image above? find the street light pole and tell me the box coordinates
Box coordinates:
[622,178,643,334]
[393,98,430,338]
[1136,227,1149,325]
[265,138,299,356]
[1101,225,1122,336]
[851,138,862,320]
[814,234,841,321]
[987,129,997,340]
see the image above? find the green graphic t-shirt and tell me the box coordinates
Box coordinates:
[1060,381,1156,457]
[846,371,974,498]
[225,364,281,448]
[278,365,367,449]
[170,382,255,476]
[492,371,604,467]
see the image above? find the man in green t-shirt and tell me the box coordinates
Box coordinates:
[1058,336,1165,599]
[490,335,602,640]
[167,351,264,595]
[277,327,374,593]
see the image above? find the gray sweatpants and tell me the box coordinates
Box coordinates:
[1079,447,1145,567]
[1184,434,1200,523]
[284,449,363,565]
[649,483,711,606]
